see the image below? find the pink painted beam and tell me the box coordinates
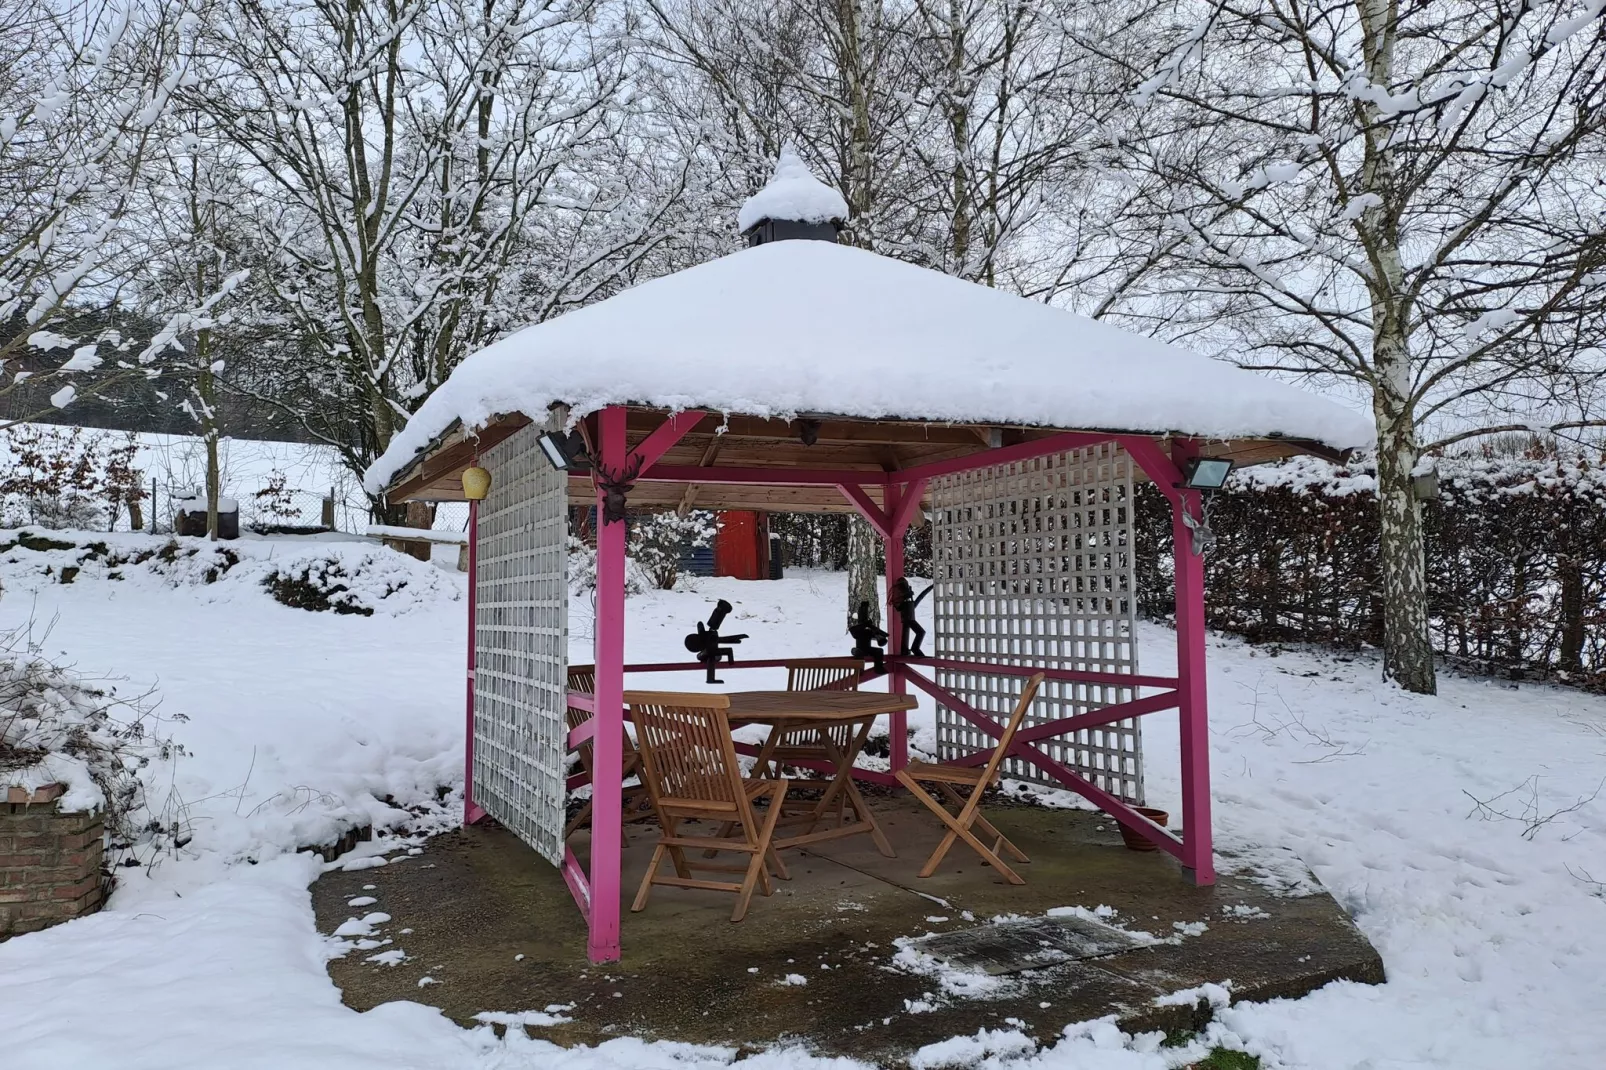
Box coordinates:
[567,690,597,713]
[902,671,1184,856]
[889,478,927,535]
[464,498,486,826]
[562,847,592,924]
[895,655,1180,691]
[1170,438,1215,885]
[587,405,628,962]
[1117,436,1184,503]
[949,742,1185,858]
[617,658,808,674]
[638,465,891,487]
[567,717,597,750]
[881,484,909,771]
[893,431,1114,483]
[838,482,892,538]
[630,410,706,469]
[1009,690,1181,745]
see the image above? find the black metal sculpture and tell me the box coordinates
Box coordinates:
[683,598,748,684]
[848,600,889,673]
[889,577,934,657]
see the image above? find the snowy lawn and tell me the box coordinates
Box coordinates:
[1,539,1603,1069]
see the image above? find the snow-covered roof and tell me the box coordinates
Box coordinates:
[364,240,1374,493]
[737,147,849,233]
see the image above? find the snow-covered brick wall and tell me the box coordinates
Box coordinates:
[0,787,105,935]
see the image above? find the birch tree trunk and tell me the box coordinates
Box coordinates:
[1357,0,1432,693]
[1372,324,1434,691]
[847,514,881,630]
[836,0,883,629]
[1109,0,1606,698]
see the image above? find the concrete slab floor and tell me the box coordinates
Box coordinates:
[313,798,1383,1064]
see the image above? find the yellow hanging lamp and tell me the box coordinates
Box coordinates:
[462,465,491,501]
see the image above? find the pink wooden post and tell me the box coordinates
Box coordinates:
[464,497,485,826]
[589,405,629,961]
[881,484,909,771]
[1170,439,1215,885]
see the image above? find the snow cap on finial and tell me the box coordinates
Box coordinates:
[738,143,849,241]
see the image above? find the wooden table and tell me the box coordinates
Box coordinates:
[724,690,917,858]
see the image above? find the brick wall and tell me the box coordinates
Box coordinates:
[0,784,107,937]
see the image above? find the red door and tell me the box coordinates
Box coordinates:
[714,512,766,580]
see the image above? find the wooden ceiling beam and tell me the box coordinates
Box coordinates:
[386,414,530,502]
[675,436,723,515]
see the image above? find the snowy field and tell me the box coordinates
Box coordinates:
[0,425,469,535]
[1,535,1604,1069]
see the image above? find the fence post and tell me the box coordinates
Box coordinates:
[150,479,158,534]
[321,489,336,531]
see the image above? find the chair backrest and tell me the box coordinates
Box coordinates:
[977,672,1046,787]
[625,691,742,810]
[566,664,597,735]
[785,658,864,693]
[566,665,640,775]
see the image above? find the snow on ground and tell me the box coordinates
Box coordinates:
[2,542,1604,1069]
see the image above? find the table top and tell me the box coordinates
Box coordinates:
[722,690,917,725]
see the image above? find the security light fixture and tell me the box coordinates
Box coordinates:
[1181,456,1234,491]
[537,429,590,472]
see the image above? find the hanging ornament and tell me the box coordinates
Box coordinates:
[462,466,491,501]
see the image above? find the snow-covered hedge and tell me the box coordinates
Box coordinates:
[0,530,461,615]
[1133,452,1606,688]
[0,627,188,868]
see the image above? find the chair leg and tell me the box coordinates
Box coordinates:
[752,726,785,780]
[842,777,896,857]
[632,841,667,912]
[936,782,1028,863]
[661,816,692,879]
[921,828,961,877]
[900,773,1024,884]
[732,783,788,923]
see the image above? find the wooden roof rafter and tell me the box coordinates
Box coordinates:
[386,404,1347,511]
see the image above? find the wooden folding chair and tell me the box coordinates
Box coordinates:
[751,658,865,780]
[627,691,789,922]
[564,664,654,839]
[894,672,1045,885]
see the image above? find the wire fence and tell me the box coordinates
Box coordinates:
[134,482,471,537]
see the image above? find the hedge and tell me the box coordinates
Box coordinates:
[1134,453,1606,688]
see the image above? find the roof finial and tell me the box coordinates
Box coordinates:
[738,144,849,244]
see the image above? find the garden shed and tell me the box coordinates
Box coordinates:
[366,165,1372,964]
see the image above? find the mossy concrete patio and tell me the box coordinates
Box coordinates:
[314,798,1382,1064]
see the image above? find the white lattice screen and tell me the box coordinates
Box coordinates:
[473,419,569,865]
[929,443,1144,803]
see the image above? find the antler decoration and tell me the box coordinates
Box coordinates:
[595,455,641,524]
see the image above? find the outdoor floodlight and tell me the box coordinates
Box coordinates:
[537,429,590,472]
[1181,456,1234,491]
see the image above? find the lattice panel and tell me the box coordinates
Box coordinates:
[473,419,569,865]
[929,443,1143,803]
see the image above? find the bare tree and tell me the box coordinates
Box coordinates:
[0,0,192,423]
[1111,0,1606,692]
[192,0,684,515]
[129,96,254,538]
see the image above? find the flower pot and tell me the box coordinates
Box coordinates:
[1119,807,1170,851]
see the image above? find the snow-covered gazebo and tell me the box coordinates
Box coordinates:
[367,157,1372,964]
